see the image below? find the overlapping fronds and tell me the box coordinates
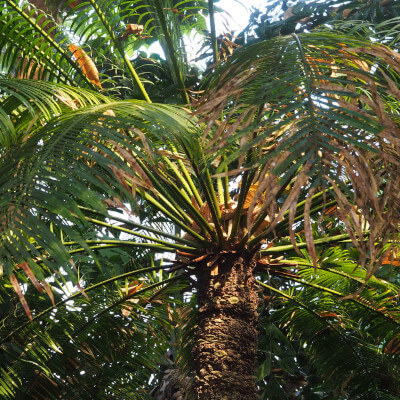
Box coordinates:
[2,2,400,398]
[257,247,400,399]
[0,254,181,399]
[197,32,400,273]
[0,0,94,86]
[0,78,111,149]
[0,0,210,102]
[52,0,207,59]
[0,80,198,286]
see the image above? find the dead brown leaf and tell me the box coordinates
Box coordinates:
[68,44,102,89]
[10,274,33,322]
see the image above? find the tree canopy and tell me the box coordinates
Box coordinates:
[0,1,400,399]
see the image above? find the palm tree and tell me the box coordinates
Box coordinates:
[1,0,400,399]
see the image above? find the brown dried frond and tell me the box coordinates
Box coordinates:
[195,38,400,279]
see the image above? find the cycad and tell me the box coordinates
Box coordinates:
[1,1,400,399]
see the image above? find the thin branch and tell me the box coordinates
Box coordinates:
[138,189,209,244]
[66,239,195,254]
[77,207,200,247]
[208,0,219,64]
[136,158,214,238]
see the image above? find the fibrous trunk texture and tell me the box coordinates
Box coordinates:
[193,252,259,400]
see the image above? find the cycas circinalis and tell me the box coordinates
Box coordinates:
[1,0,400,399]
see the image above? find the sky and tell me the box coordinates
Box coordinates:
[216,0,267,33]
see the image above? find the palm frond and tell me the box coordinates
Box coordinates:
[197,32,400,269]
[0,81,200,285]
[0,0,95,86]
[36,0,209,101]
[257,248,400,399]
[0,78,112,149]
[0,258,182,399]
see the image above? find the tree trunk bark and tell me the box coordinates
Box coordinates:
[193,252,259,400]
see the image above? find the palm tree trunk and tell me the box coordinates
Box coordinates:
[193,252,259,400]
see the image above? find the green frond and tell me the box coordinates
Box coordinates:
[37,0,209,101]
[2,3,400,398]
